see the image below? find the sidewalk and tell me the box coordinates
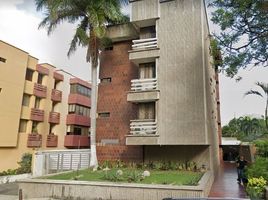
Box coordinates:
[209,162,248,199]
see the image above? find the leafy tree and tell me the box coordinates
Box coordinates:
[36,0,128,168]
[209,0,268,78]
[245,82,268,130]
[222,116,264,141]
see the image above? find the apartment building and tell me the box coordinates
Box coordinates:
[0,40,91,171]
[97,0,221,173]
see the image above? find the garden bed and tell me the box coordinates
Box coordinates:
[45,168,203,186]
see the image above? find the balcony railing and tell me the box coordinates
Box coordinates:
[51,89,62,102]
[132,38,157,50]
[49,112,60,124]
[64,135,90,148]
[131,78,157,91]
[27,134,42,148]
[66,114,90,127]
[31,108,44,122]
[33,83,47,98]
[53,71,64,81]
[46,134,58,147]
[130,119,157,135]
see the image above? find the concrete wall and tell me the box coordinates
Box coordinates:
[131,0,159,25]
[18,171,214,199]
[157,0,207,145]
[0,41,29,147]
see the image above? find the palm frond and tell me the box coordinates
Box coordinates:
[68,17,89,58]
[244,90,263,98]
[256,82,268,95]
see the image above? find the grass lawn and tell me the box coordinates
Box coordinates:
[45,169,203,186]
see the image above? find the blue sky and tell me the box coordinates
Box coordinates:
[0,0,267,125]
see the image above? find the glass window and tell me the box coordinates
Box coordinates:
[0,57,6,63]
[98,112,110,118]
[37,74,44,84]
[22,94,30,106]
[25,69,34,81]
[34,97,41,109]
[101,78,112,83]
[19,120,27,133]
[70,84,91,97]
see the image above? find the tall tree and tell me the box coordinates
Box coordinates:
[36,0,128,168]
[245,82,268,130]
[209,0,268,78]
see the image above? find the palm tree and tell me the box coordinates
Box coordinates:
[35,0,128,168]
[245,82,268,130]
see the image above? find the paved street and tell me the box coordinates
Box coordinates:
[0,183,18,195]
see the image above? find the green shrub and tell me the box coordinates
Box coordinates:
[246,157,268,181]
[0,169,17,176]
[254,139,268,157]
[16,153,32,174]
[246,177,267,200]
[127,170,143,182]
[102,170,123,182]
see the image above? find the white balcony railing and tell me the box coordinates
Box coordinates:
[131,78,157,91]
[132,38,157,50]
[130,119,157,135]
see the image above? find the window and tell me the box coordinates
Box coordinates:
[0,57,6,63]
[104,46,113,51]
[22,94,30,106]
[32,121,38,133]
[98,112,110,118]
[101,78,112,83]
[37,74,44,84]
[140,26,156,39]
[34,97,41,109]
[138,102,155,119]
[70,84,91,98]
[19,120,27,133]
[25,69,34,81]
[139,62,156,79]
[68,104,90,117]
[73,127,82,135]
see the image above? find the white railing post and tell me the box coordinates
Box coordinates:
[130,120,157,135]
[131,78,157,91]
[132,38,157,50]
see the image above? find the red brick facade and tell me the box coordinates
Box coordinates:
[96,41,143,162]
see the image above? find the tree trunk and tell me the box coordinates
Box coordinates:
[265,96,268,130]
[89,63,98,168]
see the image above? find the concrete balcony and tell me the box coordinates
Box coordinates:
[46,134,58,147]
[36,64,49,75]
[68,93,91,107]
[51,89,62,102]
[132,38,157,50]
[64,135,90,148]
[30,108,44,122]
[129,38,159,64]
[126,119,159,145]
[66,114,90,127]
[130,0,158,26]
[53,71,64,81]
[27,134,42,148]
[127,79,159,102]
[48,112,60,124]
[33,83,47,98]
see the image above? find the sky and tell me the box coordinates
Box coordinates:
[0,0,267,125]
